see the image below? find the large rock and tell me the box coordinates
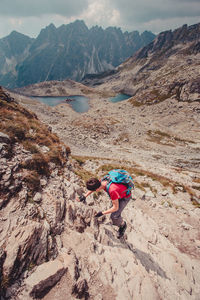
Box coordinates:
[3,221,48,281]
[21,259,66,299]
[20,252,71,299]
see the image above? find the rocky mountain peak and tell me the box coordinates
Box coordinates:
[0,31,33,57]
[7,30,27,39]
[136,22,200,59]
[83,22,200,108]
[0,20,156,88]
[34,23,58,45]
[70,19,89,31]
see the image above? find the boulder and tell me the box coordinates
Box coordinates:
[3,222,48,281]
[23,259,66,298]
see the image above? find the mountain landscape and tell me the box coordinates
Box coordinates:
[0,20,155,89]
[0,22,200,300]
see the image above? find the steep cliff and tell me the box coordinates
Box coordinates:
[83,23,200,105]
[0,87,73,298]
[0,32,33,88]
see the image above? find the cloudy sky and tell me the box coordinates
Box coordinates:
[0,0,199,38]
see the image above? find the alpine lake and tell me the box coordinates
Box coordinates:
[33,93,131,113]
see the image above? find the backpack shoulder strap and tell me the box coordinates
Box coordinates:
[101,175,112,197]
[105,181,112,197]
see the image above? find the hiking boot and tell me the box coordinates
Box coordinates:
[117,222,127,239]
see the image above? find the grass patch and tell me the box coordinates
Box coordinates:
[147,130,195,147]
[147,130,174,146]
[74,168,94,183]
[72,155,90,166]
[147,130,195,146]
[23,170,41,191]
[149,89,172,103]
[0,88,70,196]
[129,89,173,107]
[72,155,199,205]
[97,163,129,175]
[71,155,96,183]
[129,99,144,107]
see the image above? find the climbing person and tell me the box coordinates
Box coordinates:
[77,169,134,239]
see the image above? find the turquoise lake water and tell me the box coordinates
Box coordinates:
[109,94,131,103]
[32,95,90,113]
[32,93,131,113]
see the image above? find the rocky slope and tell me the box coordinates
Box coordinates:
[13,79,102,98]
[0,87,74,298]
[82,23,200,105]
[1,22,200,300]
[9,76,200,300]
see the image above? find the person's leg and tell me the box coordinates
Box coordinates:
[110,195,131,227]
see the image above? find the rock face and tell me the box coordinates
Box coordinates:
[0,20,155,88]
[0,31,33,88]
[83,23,200,105]
[0,87,73,298]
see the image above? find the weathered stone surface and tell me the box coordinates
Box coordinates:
[0,132,10,143]
[72,278,89,299]
[24,259,66,298]
[3,222,48,280]
[33,192,42,203]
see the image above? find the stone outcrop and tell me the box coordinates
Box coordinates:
[0,88,75,298]
[18,250,72,299]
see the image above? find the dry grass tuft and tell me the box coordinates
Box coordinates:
[0,88,71,195]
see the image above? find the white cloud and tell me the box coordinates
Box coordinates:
[10,18,23,27]
[79,0,121,28]
[0,0,199,38]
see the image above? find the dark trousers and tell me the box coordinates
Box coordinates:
[110,195,131,227]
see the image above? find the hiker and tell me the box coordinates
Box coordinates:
[77,169,134,238]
